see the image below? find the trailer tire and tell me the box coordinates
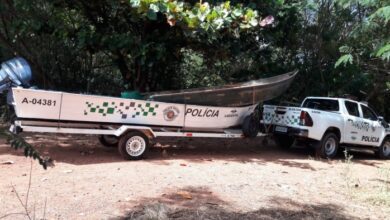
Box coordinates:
[315,132,339,159]
[376,137,390,159]
[242,115,259,138]
[118,131,149,160]
[98,135,119,148]
[274,134,294,149]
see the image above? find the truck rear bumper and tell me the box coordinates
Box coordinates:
[289,127,309,137]
[269,125,309,137]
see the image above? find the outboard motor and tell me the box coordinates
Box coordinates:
[0,57,32,94]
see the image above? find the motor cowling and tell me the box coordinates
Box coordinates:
[0,57,32,93]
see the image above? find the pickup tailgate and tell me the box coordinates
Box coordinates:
[263,105,302,128]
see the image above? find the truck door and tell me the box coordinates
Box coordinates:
[359,104,382,146]
[343,101,363,144]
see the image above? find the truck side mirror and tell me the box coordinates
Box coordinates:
[378,116,384,121]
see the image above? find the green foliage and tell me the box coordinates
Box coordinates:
[335,54,353,67]
[376,44,390,61]
[370,6,390,24]
[178,48,229,89]
[335,0,390,61]
[129,0,263,31]
[0,0,281,93]
[0,129,51,169]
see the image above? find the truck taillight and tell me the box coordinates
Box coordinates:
[299,111,313,126]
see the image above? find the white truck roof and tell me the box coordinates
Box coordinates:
[304,97,362,104]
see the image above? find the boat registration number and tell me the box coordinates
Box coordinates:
[21,98,57,106]
[275,126,288,133]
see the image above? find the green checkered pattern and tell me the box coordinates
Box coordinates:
[84,101,116,116]
[132,102,159,118]
[84,101,159,119]
[264,113,299,125]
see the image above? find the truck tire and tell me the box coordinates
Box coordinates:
[274,134,294,149]
[98,135,119,148]
[315,132,339,159]
[118,131,149,160]
[242,115,259,138]
[376,137,390,159]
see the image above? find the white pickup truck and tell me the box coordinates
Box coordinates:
[262,97,390,159]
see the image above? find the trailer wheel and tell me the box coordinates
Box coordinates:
[242,115,259,138]
[376,137,390,159]
[118,131,149,160]
[274,134,294,149]
[315,132,339,159]
[98,135,119,148]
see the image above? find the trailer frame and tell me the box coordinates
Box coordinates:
[11,119,268,160]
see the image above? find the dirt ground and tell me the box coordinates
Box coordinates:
[0,133,389,220]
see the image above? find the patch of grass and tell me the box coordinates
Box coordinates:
[342,149,390,208]
[362,166,390,207]
[342,149,358,198]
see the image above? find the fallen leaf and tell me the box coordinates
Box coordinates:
[177,191,192,199]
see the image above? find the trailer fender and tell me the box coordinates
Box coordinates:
[115,126,156,139]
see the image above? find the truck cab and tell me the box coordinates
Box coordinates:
[262,97,390,159]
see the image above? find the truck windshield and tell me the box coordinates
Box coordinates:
[302,99,339,112]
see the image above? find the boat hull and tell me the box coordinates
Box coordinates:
[11,88,256,129]
[147,70,298,107]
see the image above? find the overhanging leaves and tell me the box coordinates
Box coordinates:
[128,0,271,31]
[376,44,390,61]
[0,129,52,169]
[335,54,353,67]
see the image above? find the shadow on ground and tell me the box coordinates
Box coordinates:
[112,186,355,220]
[0,133,385,168]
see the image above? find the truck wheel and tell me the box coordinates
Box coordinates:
[376,137,390,159]
[242,115,259,138]
[118,131,149,160]
[98,135,119,148]
[316,132,339,159]
[274,134,294,149]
